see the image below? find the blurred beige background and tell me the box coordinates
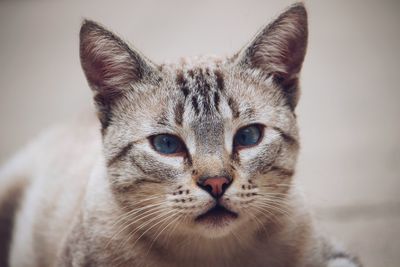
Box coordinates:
[1,0,399,266]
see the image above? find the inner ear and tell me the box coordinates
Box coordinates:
[80,20,157,92]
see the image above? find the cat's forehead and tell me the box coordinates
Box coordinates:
[160,55,228,85]
[158,56,230,119]
[156,56,281,120]
[163,55,226,70]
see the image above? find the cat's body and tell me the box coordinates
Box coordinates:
[0,3,361,267]
[0,117,352,267]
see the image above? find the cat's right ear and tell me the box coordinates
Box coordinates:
[233,3,308,110]
[80,20,158,130]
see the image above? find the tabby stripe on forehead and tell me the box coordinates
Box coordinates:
[242,107,255,119]
[214,70,224,91]
[176,70,189,98]
[107,142,134,167]
[188,69,195,78]
[228,97,240,118]
[157,112,169,126]
[174,102,184,126]
[213,91,220,112]
[193,68,213,113]
[191,96,200,114]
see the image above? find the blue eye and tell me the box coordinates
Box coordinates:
[234,124,263,148]
[151,134,185,155]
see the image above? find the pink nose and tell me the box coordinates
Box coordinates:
[198,176,231,198]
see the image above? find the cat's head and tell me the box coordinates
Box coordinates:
[80,3,307,240]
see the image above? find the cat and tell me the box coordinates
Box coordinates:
[0,3,362,267]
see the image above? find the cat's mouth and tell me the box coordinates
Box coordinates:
[195,204,238,226]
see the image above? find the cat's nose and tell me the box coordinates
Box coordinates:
[197,176,232,199]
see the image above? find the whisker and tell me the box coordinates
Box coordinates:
[106,205,167,248]
[256,192,289,197]
[145,212,183,255]
[229,221,251,251]
[129,211,179,249]
[248,204,281,225]
[120,209,177,249]
[256,201,291,215]
[254,200,295,224]
[110,201,165,228]
[243,206,267,232]
[163,212,188,248]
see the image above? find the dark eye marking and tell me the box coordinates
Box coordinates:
[174,102,185,126]
[107,142,135,167]
[228,97,240,118]
[233,124,264,150]
[149,134,187,156]
[271,126,299,147]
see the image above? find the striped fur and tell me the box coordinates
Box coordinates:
[0,3,361,267]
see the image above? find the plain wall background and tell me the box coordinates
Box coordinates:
[1,1,399,266]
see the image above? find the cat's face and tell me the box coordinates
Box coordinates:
[80,3,307,240]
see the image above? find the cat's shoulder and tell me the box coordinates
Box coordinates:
[0,111,101,188]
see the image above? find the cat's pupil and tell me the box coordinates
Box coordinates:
[239,133,248,143]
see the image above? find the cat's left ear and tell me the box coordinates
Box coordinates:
[80,20,159,93]
[233,3,308,109]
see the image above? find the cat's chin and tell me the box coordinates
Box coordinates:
[193,204,239,238]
